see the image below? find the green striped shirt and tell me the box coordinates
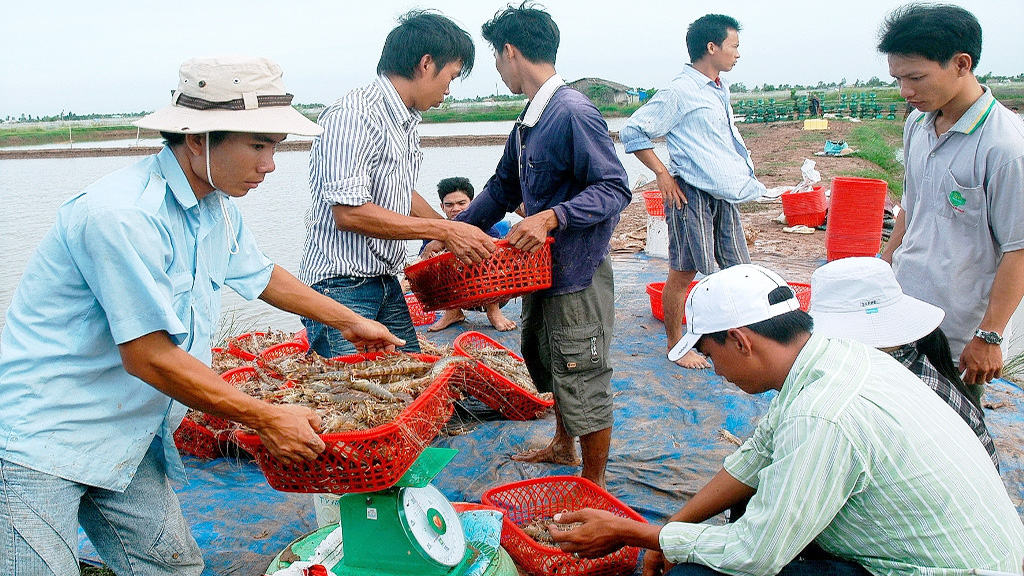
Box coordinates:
[660,334,1024,575]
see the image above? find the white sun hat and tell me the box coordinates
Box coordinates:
[668,264,801,361]
[809,257,944,348]
[134,55,322,136]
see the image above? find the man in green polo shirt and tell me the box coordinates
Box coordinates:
[547,265,1024,575]
[878,4,1024,407]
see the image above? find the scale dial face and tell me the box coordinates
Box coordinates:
[399,485,466,566]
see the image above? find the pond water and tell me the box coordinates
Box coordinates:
[0,138,667,334]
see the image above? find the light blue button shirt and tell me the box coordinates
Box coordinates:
[620,65,765,204]
[0,146,274,491]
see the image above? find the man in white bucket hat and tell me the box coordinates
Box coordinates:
[810,257,996,466]
[0,56,403,576]
[549,264,1023,576]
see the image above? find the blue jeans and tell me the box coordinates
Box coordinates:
[303,274,420,357]
[0,440,202,576]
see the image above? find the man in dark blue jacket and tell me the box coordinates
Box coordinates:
[439,4,631,487]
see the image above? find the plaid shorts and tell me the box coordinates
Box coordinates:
[667,177,750,274]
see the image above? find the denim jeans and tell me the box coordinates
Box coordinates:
[303,274,420,358]
[0,440,202,576]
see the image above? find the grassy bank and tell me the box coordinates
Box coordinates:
[845,121,905,199]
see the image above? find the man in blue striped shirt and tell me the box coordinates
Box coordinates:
[621,14,766,370]
[300,11,496,357]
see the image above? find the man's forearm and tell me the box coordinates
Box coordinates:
[119,332,277,430]
[979,249,1024,334]
[667,468,757,524]
[410,191,444,220]
[632,148,670,178]
[332,203,456,241]
[258,265,362,328]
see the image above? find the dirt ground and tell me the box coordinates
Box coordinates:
[610,120,889,283]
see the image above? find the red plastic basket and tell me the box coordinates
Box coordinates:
[647,280,809,323]
[292,328,309,348]
[174,366,259,459]
[404,238,553,311]
[452,331,553,420]
[781,185,827,228]
[481,476,647,576]
[405,293,438,326]
[641,189,665,217]
[226,332,268,361]
[256,341,312,380]
[231,352,455,493]
[825,177,888,261]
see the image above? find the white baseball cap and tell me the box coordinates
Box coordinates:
[809,257,944,348]
[135,56,322,136]
[668,264,801,361]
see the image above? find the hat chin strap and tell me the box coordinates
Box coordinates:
[206,135,240,255]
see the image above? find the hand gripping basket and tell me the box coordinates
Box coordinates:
[481,476,647,576]
[452,331,553,420]
[404,238,554,311]
[174,366,258,459]
[231,353,456,493]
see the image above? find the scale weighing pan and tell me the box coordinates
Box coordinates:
[266,447,482,576]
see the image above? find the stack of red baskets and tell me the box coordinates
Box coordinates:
[452,331,553,420]
[825,177,888,261]
[482,476,647,576]
[781,185,827,228]
[231,352,455,493]
[641,189,665,217]
[405,238,553,311]
[647,280,811,323]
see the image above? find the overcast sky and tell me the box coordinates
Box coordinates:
[1,0,1021,118]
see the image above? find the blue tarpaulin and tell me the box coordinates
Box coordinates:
[81,254,1024,575]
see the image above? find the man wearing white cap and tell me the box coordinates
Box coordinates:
[0,56,403,575]
[549,264,1024,575]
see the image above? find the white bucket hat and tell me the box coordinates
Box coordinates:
[668,264,801,361]
[809,257,944,348]
[134,55,322,136]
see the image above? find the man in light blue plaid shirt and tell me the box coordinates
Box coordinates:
[621,14,766,371]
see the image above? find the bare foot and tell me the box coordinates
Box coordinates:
[485,304,517,331]
[673,349,711,369]
[428,309,465,332]
[511,442,580,466]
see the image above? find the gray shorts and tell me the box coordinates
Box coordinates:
[521,259,614,437]
[667,177,750,274]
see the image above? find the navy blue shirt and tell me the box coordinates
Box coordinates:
[458,82,631,295]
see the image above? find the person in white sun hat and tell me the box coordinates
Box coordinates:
[0,56,403,576]
[548,263,1023,576]
[810,257,996,467]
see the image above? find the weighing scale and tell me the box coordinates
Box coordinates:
[266,447,508,576]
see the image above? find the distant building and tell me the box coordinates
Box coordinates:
[567,78,638,105]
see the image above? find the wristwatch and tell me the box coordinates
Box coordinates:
[974,329,1003,345]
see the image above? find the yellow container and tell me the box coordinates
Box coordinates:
[803,119,829,130]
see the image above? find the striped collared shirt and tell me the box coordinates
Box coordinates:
[620,65,765,204]
[300,75,422,285]
[660,335,1024,575]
